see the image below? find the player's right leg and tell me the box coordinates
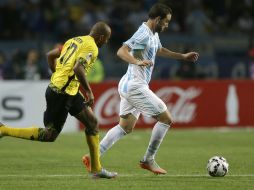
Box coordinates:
[82,114,137,172]
[75,104,117,179]
[82,95,140,172]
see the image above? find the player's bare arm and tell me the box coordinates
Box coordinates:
[117,45,153,66]
[73,57,94,106]
[182,52,199,62]
[46,48,61,73]
[157,47,199,62]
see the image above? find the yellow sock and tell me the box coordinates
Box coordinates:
[0,125,39,140]
[86,134,102,173]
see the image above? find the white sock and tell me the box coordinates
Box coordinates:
[143,122,170,161]
[100,124,126,156]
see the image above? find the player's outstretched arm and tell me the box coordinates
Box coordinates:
[157,47,199,62]
[182,52,199,62]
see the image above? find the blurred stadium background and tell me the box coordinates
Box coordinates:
[0,0,254,129]
[0,0,254,80]
[0,0,254,189]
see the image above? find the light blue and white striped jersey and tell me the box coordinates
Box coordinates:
[119,23,162,92]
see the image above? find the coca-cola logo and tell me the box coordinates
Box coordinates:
[156,87,201,123]
[94,86,201,125]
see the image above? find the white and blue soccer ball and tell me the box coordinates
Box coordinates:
[207,156,229,177]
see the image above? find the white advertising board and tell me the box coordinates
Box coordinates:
[0,81,78,132]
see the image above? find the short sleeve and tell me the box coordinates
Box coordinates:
[77,44,97,67]
[124,26,149,50]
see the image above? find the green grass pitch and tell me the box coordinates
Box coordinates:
[0,128,253,190]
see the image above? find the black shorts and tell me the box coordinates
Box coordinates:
[43,86,84,133]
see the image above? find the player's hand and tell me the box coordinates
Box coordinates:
[183,52,199,62]
[85,91,95,107]
[136,60,153,66]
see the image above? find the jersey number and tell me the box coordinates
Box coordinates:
[60,42,78,64]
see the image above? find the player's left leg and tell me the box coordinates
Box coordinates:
[143,110,172,161]
[0,122,61,142]
[0,120,63,142]
[100,113,137,156]
[0,122,3,137]
[0,122,40,140]
[0,86,67,142]
[140,110,172,174]
[133,87,172,174]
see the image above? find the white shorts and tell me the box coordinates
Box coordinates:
[118,82,167,119]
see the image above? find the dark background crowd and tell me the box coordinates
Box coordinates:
[0,0,254,81]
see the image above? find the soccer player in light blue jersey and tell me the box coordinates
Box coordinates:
[83,3,199,175]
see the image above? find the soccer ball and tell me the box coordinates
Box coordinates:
[207,156,229,177]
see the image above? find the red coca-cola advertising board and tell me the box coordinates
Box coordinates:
[81,80,254,129]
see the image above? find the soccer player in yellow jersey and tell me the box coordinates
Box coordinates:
[0,21,117,179]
